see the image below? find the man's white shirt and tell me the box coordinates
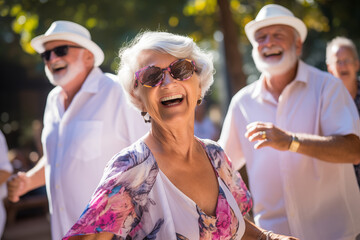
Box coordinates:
[41,67,150,239]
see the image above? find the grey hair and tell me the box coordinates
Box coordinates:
[117,31,214,111]
[326,36,359,64]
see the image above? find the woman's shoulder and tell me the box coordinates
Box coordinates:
[198,137,222,149]
[108,140,152,168]
[197,138,230,168]
[64,140,160,239]
[198,138,239,183]
[101,140,157,183]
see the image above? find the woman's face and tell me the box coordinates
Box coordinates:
[135,50,201,126]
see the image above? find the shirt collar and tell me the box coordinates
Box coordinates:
[255,60,308,101]
[293,60,308,84]
[79,67,103,94]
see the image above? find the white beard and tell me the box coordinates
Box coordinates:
[252,43,298,76]
[45,51,85,87]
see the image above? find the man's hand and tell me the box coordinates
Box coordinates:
[245,121,292,151]
[7,172,30,202]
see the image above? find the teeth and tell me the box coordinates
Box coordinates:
[52,62,67,71]
[264,51,281,56]
[161,94,183,102]
[262,46,283,57]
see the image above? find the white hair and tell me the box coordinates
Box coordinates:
[326,36,359,64]
[117,31,214,111]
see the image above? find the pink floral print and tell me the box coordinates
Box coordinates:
[63,138,252,240]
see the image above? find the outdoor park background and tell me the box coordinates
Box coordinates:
[1,0,360,239]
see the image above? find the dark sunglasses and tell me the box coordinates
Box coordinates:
[40,45,83,61]
[134,58,197,88]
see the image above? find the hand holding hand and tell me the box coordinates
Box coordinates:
[7,172,30,202]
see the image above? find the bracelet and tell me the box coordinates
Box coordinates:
[256,231,265,240]
[256,230,265,240]
[265,230,273,240]
[257,230,273,240]
[289,135,300,152]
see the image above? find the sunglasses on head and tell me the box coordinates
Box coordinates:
[40,45,83,61]
[134,58,197,88]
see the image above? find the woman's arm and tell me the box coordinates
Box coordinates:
[67,232,114,240]
[242,218,298,240]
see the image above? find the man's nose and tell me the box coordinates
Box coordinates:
[48,50,59,61]
[263,35,275,46]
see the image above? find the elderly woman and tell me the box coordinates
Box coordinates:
[63,32,297,240]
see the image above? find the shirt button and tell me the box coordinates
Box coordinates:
[56,163,59,168]
[55,185,60,189]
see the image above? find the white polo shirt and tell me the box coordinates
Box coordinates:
[41,67,150,239]
[0,131,12,237]
[219,61,360,240]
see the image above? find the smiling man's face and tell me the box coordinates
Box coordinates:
[252,25,302,76]
[43,40,88,87]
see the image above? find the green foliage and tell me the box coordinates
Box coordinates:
[2,0,207,71]
[1,0,360,149]
[2,0,359,71]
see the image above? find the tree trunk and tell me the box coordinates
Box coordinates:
[217,0,247,97]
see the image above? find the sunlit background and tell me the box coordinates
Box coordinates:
[1,0,360,238]
[2,0,360,152]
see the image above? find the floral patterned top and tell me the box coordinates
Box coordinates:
[63,138,252,240]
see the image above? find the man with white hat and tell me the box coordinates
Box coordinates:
[7,21,149,239]
[219,4,360,240]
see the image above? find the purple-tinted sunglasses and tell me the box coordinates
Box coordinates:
[134,58,197,88]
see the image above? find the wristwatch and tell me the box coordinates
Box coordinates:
[289,135,300,152]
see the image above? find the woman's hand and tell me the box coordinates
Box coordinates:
[243,218,299,240]
[266,231,299,240]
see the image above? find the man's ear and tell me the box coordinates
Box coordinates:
[295,38,303,57]
[327,64,334,74]
[355,59,360,72]
[83,49,95,67]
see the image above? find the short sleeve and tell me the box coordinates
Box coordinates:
[320,77,360,136]
[63,143,159,239]
[0,131,12,201]
[0,131,12,173]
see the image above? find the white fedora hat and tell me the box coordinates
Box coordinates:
[245,4,307,45]
[31,20,104,67]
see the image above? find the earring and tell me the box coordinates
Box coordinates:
[141,112,151,123]
[197,97,202,105]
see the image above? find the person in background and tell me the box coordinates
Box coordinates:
[63,31,297,240]
[7,21,149,239]
[0,131,12,238]
[326,36,360,188]
[194,99,220,140]
[219,4,360,240]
